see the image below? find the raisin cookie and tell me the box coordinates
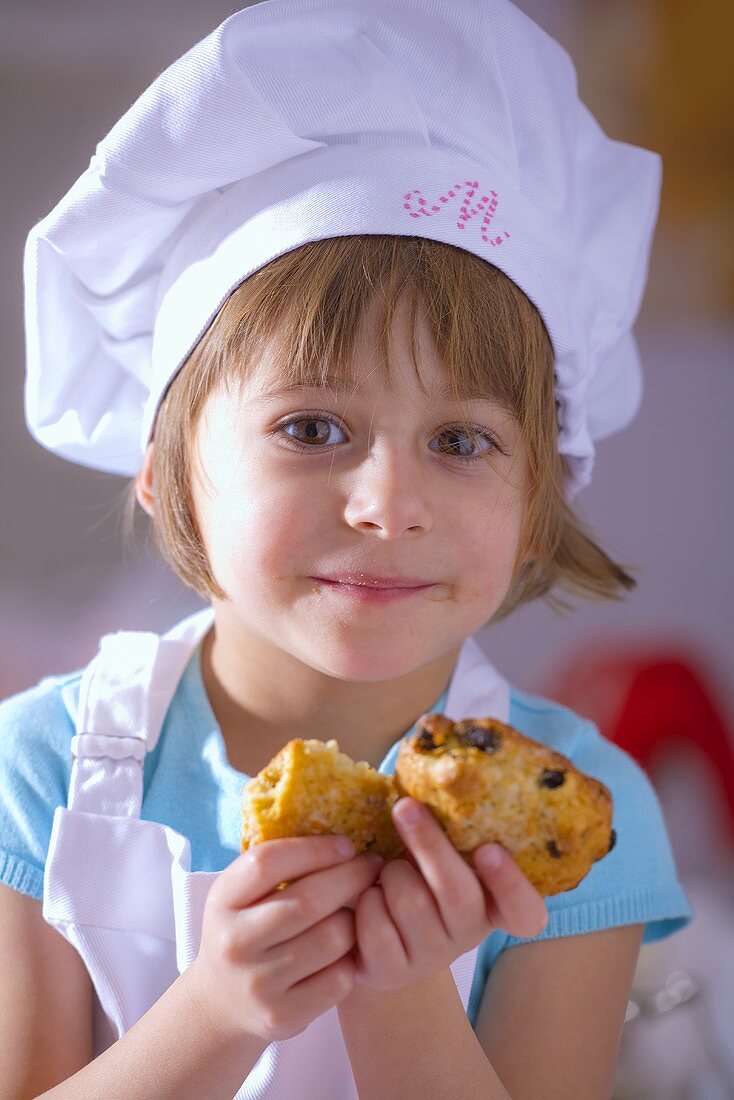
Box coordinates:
[395,714,616,896]
[241,738,407,862]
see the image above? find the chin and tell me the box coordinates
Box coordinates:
[300,638,432,682]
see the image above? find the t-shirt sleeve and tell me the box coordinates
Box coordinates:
[500,696,694,951]
[0,675,77,900]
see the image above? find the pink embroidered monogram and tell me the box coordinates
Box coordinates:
[403,181,510,247]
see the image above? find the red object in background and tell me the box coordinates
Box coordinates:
[549,648,734,845]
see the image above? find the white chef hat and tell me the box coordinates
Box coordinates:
[22,0,662,499]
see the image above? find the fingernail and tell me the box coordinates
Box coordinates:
[366,853,385,869]
[477,844,502,870]
[335,837,356,858]
[397,799,422,824]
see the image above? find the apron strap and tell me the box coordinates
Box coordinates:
[67,608,215,816]
[443,634,510,724]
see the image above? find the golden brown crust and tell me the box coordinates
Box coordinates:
[241,738,407,862]
[240,716,616,898]
[394,714,615,896]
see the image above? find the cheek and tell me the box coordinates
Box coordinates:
[461,533,518,587]
[200,468,314,579]
[458,494,525,584]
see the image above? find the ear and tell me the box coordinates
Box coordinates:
[135,443,155,517]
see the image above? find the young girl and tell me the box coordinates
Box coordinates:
[3,1,692,1096]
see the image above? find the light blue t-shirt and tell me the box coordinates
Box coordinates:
[0,642,693,1028]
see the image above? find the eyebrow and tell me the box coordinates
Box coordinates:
[250,377,500,404]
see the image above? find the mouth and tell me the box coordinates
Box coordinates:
[311,575,436,602]
[313,573,435,589]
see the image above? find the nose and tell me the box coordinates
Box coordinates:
[342,441,433,537]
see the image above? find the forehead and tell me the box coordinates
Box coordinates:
[242,318,501,409]
[245,369,498,406]
[249,301,426,388]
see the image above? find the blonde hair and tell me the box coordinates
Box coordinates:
[122,234,634,622]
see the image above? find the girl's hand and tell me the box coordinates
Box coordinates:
[351,797,549,991]
[187,835,383,1042]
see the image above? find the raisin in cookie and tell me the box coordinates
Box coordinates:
[241,738,407,862]
[395,714,616,897]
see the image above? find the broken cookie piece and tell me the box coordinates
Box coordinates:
[395,714,615,897]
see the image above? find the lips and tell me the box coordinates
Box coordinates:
[315,573,434,589]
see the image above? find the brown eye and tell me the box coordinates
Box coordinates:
[283,417,340,445]
[432,425,499,464]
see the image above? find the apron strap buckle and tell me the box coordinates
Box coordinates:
[71,733,147,763]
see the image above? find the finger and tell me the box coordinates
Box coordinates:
[391,798,486,937]
[473,844,548,938]
[217,834,358,910]
[353,884,407,985]
[248,852,384,949]
[378,858,447,962]
[266,907,357,988]
[287,952,357,1022]
[342,852,388,909]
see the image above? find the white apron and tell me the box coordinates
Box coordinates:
[42,607,510,1098]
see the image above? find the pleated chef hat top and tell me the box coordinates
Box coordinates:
[22,0,662,498]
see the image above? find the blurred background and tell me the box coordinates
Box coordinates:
[1,1,732,1096]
